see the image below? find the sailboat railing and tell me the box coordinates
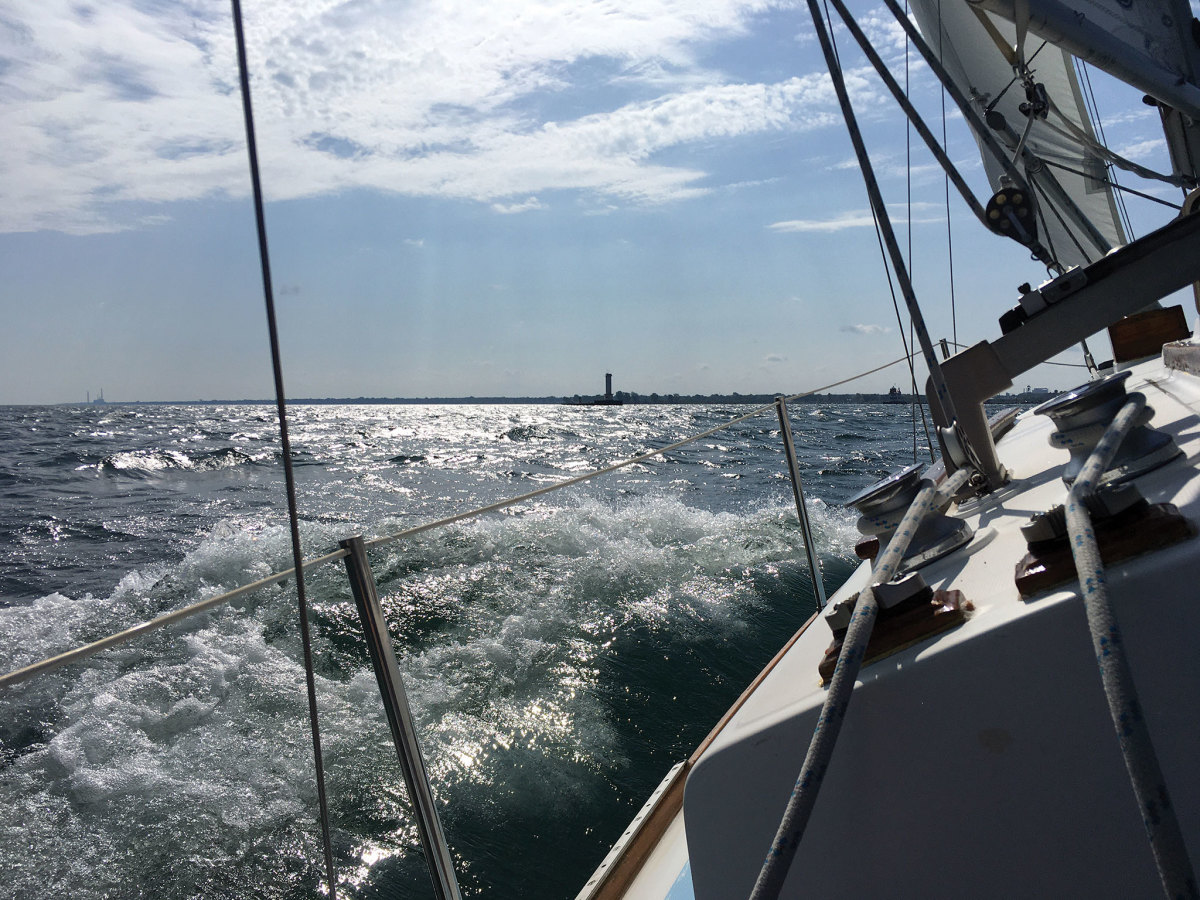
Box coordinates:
[340,535,462,900]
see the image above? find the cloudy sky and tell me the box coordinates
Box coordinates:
[0,0,1187,403]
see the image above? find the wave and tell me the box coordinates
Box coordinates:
[388,453,427,466]
[0,489,858,899]
[96,447,264,476]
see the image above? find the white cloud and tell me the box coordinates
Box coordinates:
[1116,138,1166,160]
[769,201,944,232]
[1099,108,1156,127]
[830,152,944,183]
[403,238,425,248]
[856,10,911,60]
[491,197,545,214]
[769,211,877,232]
[841,323,889,335]
[1,0,871,234]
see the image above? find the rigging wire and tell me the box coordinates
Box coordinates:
[906,0,918,463]
[229,1,339,895]
[937,0,958,348]
[1078,60,1135,239]
[1032,175,1095,264]
[1040,159,1183,210]
[1029,191,1060,270]
[867,203,936,463]
[1045,92,1189,190]
[825,0,935,462]
[821,0,842,69]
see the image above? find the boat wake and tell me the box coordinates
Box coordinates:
[0,489,857,899]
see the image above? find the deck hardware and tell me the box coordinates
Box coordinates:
[846,465,974,571]
[826,572,933,633]
[823,595,856,632]
[818,583,970,684]
[1034,372,1181,485]
[1016,266,1088,318]
[854,534,881,561]
[846,464,924,531]
[930,213,1200,490]
[1019,504,1068,545]
[873,571,930,609]
[1015,485,1196,598]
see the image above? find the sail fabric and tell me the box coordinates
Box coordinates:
[975,0,1200,118]
[909,0,1126,269]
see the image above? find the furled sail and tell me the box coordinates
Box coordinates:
[910,0,1126,270]
[972,0,1200,119]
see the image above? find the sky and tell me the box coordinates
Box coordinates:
[0,0,1192,404]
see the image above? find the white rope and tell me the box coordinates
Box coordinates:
[1065,395,1198,899]
[750,466,972,898]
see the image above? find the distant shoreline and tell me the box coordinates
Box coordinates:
[34,391,1051,407]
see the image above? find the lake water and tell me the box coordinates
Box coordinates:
[0,402,927,899]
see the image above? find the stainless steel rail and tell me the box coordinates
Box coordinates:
[775,397,829,609]
[342,536,463,900]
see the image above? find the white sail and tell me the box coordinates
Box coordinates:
[910,0,1127,269]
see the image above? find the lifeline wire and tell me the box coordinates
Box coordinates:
[229,1,338,895]
[1065,395,1198,899]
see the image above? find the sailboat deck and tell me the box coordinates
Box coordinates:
[593,357,1200,899]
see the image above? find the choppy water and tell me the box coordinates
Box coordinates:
[0,402,925,899]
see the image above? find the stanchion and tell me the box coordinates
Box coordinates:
[775,398,828,609]
[340,536,462,900]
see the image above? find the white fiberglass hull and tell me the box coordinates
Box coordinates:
[588,350,1200,899]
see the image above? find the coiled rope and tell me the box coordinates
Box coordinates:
[749,465,972,899]
[1064,394,1198,899]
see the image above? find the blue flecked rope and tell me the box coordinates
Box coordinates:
[750,467,971,899]
[1065,393,1198,900]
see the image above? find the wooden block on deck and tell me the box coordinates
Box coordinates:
[1108,305,1191,363]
